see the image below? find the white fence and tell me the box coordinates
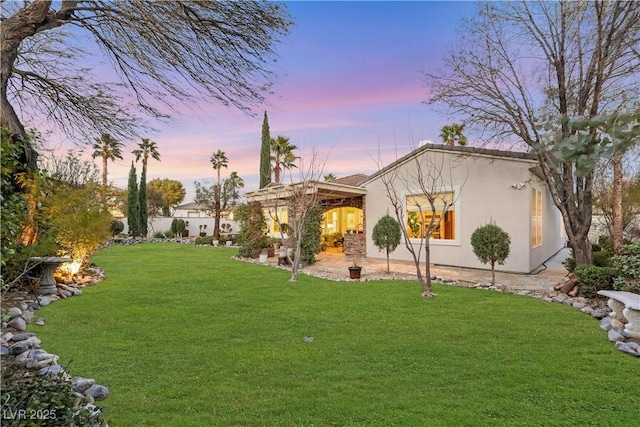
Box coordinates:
[118,216,239,238]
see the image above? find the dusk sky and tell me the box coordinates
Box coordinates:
[49,1,480,202]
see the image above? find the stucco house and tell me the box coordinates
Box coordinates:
[246,143,566,274]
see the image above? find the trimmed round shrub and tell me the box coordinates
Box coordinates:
[470,223,511,285]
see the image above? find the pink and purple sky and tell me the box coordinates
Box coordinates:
[49,1,479,202]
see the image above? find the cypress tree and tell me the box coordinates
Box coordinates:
[138,163,148,237]
[259,111,271,188]
[127,162,140,237]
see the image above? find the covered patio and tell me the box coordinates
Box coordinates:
[244,177,368,256]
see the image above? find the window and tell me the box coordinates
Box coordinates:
[531,188,542,248]
[406,192,455,240]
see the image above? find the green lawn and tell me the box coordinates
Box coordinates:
[32,244,639,426]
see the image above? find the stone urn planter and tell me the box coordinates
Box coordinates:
[29,257,72,295]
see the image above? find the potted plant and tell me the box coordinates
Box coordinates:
[348,256,362,279]
[259,236,275,257]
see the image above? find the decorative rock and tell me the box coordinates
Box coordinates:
[7,316,26,331]
[28,349,53,361]
[84,384,109,401]
[27,302,41,310]
[21,310,34,323]
[600,317,612,331]
[610,318,626,330]
[34,318,46,326]
[23,336,41,348]
[562,298,574,306]
[0,346,8,356]
[572,302,586,309]
[73,377,96,393]
[14,351,30,366]
[591,308,608,319]
[553,294,567,304]
[581,306,594,315]
[39,364,66,377]
[9,341,30,355]
[7,307,22,319]
[614,341,640,357]
[608,328,627,342]
[10,332,35,341]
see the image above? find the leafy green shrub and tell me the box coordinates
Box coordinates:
[612,242,640,293]
[470,223,511,285]
[592,250,613,267]
[299,205,323,264]
[563,249,576,273]
[235,202,266,258]
[195,236,214,245]
[170,219,186,238]
[1,367,105,426]
[153,231,166,238]
[1,128,27,272]
[574,265,617,298]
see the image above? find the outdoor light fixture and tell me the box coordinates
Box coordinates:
[511,182,526,190]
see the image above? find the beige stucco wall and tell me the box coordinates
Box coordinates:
[364,149,564,273]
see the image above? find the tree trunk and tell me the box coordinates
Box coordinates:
[490,260,496,286]
[612,151,623,253]
[571,238,592,266]
[386,249,390,273]
[1,0,75,170]
[102,156,108,187]
[421,242,435,297]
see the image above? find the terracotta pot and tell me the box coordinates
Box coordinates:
[348,266,362,279]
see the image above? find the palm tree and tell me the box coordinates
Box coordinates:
[210,149,229,188]
[270,135,298,184]
[91,133,123,186]
[439,123,468,146]
[210,149,229,240]
[132,138,161,171]
[324,173,337,181]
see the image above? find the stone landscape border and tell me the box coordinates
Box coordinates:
[1,268,109,424]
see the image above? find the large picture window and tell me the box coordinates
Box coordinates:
[531,188,542,248]
[406,192,455,240]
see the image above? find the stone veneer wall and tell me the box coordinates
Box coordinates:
[344,233,365,257]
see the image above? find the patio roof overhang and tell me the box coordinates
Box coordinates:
[245,181,367,208]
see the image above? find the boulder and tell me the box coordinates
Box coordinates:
[614,341,640,357]
[7,316,26,331]
[84,384,109,401]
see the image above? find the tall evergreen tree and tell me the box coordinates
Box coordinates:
[138,164,148,237]
[133,138,160,238]
[260,111,271,188]
[127,162,140,237]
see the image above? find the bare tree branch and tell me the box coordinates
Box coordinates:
[425,1,640,265]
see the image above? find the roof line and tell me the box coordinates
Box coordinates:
[362,143,538,185]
